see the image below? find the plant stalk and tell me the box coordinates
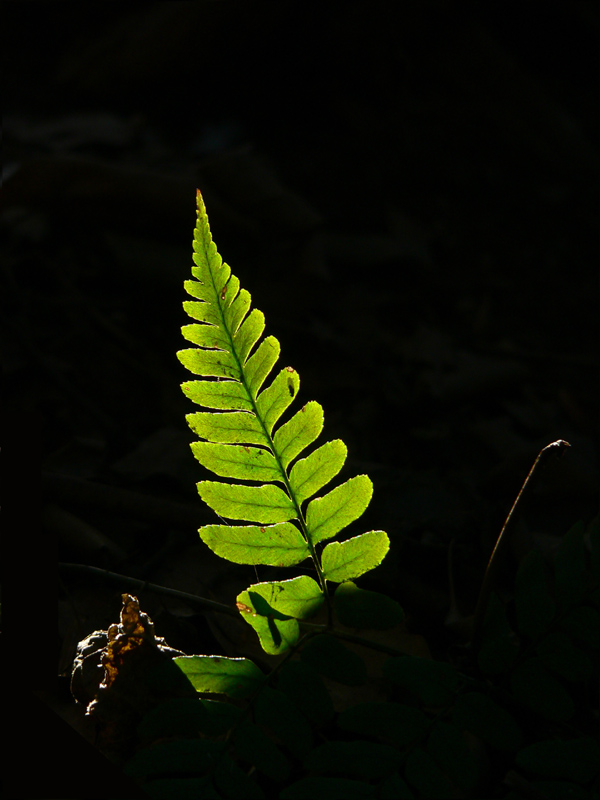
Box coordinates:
[470,439,570,653]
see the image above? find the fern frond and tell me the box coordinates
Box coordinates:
[178,190,389,653]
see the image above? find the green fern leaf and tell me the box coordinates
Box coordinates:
[179,191,390,651]
[236,576,324,654]
[200,523,310,566]
[321,530,390,583]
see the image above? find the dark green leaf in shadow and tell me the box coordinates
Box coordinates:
[554,521,587,608]
[558,605,599,650]
[337,702,429,747]
[510,657,574,721]
[516,737,600,783]
[213,752,266,799]
[300,634,367,686]
[137,698,208,743]
[587,515,599,591]
[404,747,454,799]
[536,630,593,682]
[515,549,556,638]
[383,655,458,706]
[380,772,416,799]
[477,592,519,675]
[304,740,402,779]
[255,686,313,759]
[530,781,593,799]
[234,720,291,782]
[280,777,376,799]
[199,698,241,735]
[277,660,335,725]
[334,581,404,630]
[144,776,219,800]
[426,720,480,792]
[451,691,522,751]
[124,739,222,780]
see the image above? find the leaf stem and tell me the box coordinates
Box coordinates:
[470,439,570,652]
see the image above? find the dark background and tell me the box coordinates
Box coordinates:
[4,2,599,796]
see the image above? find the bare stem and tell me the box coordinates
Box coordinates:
[470,439,570,652]
[59,562,240,619]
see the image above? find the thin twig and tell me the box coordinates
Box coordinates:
[470,439,570,652]
[59,562,240,618]
[60,563,414,658]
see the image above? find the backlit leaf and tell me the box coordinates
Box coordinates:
[242,576,324,619]
[322,530,390,583]
[255,366,300,433]
[198,481,296,523]
[273,401,324,469]
[173,655,263,699]
[289,440,347,505]
[191,442,280,482]
[179,191,389,653]
[306,475,372,545]
[182,379,252,411]
[236,592,299,655]
[199,522,310,566]
[188,410,268,445]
